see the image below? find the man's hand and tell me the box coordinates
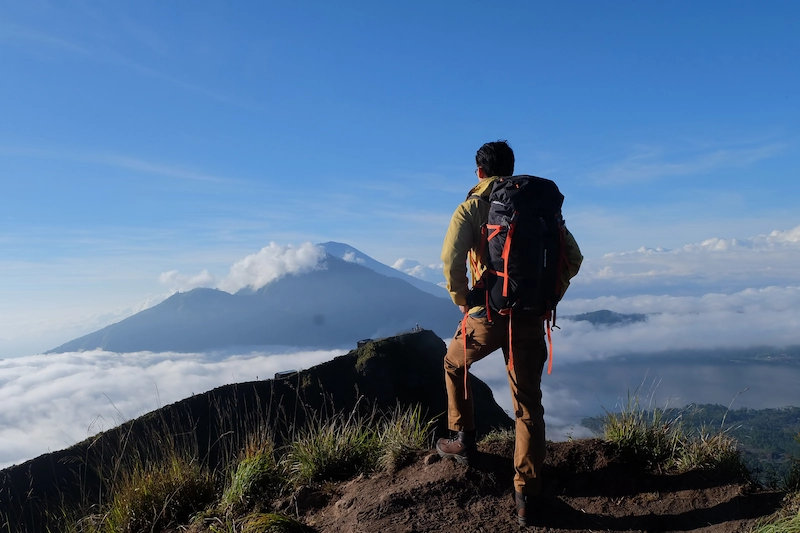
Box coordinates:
[458,304,470,315]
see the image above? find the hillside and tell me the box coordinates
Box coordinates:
[3,331,794,533]
[1,330,508,532]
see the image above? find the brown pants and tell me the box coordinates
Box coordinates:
[444,313,547,496]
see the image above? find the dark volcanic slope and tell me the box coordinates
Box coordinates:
[2,330,511,533]
[48,255,462,353]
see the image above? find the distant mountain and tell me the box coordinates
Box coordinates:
[320,242,449,299]
[47,255,462,354]
[566,309,647,326]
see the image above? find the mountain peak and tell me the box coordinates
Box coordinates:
[319,242,448,299]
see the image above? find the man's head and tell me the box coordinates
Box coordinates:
[475,140,514,178]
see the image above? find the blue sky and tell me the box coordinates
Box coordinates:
[2,1,800,357]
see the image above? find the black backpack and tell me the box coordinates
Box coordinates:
[473,175,567,320]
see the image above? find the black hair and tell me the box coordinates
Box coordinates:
[475,140,514,177]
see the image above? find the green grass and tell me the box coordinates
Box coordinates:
[376,405,436,472]
[751,493,800,533]
[281,402,435,485]
[478,428,516,445]
[602,393,684,470]
[204,512,309,533]
[239,512,310,533]
[783,433,800,493]
[74,454,215,533]
[601,393,749,476]
[219,439,282,515]
[752,512,800,533]
[281,408,380,485]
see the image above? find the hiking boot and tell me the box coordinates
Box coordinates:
[435,430,475,465]
[515,491,531,527]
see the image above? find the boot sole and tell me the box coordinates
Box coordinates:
[435,445,469,465]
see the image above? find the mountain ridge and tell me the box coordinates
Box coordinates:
[47,254,461,354]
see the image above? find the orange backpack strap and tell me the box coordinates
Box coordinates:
[546,314,554,375]
[461,314,469,400]
[507,307,514,372]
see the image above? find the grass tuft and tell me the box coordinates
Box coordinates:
[750,493,800,533]
[220,439,283,515]
[241,512,310,533]
[676,425,746,475]
[377,405,436,472]
[90,454,214,533]
[478,428,516,445]
[602,393,683,470]
[281,408,380,485]
[783,432,800,493]
[601,393,749,475]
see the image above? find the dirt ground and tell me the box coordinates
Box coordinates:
[289,439,784,533]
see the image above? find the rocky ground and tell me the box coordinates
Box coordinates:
[289,439,784,533]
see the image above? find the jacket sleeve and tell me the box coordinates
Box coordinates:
[441,202,474,306]
[559,227,583,299]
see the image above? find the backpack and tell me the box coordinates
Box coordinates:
[480,175,566,318]
[463,175,568,377]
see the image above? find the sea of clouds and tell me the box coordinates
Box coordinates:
[0,349,341,469]
[2,225,799,469]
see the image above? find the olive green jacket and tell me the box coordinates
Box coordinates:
[441,176,583,312]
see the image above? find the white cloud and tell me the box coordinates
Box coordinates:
[0,348,341,469]
[572,224,800,298]
[157,242,325,294]
[556,285,800,361]
[159,269,216,292]
[217,242,324,293]
[592,142,784,185]
[606,225,800,256]
[0,344,595,468]
[342,251,364,264]
[392,258,444,284]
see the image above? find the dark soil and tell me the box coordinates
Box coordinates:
[289,439,783,533]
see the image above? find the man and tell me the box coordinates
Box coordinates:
[436,140,582,526]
